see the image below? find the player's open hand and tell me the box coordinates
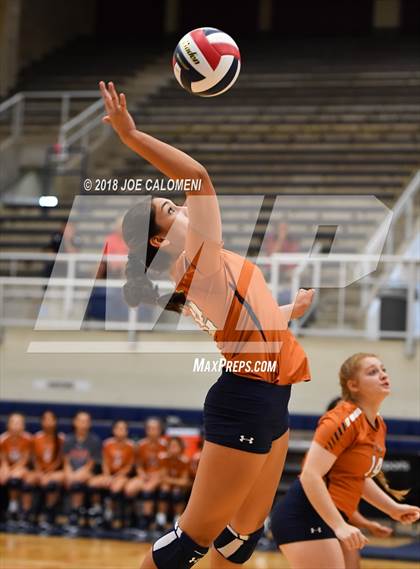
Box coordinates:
[366,520,393,538]
[99,81,136,140]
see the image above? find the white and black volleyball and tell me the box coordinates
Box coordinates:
[172,27,241,97]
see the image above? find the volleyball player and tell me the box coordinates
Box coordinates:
[63,411,102,527]
[32,410,65,528]
[270,353,420,569]
[158,437,191,528]
[88,420,135,528]
[100,80,314,569]
[125,417,167,531]
[0,413,32,524]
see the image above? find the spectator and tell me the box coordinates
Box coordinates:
[0,413,32,525]
[63,411,101,528]
[87,420,135,529]
[158,437,191,529]
[32,410,65,528]
[125,417,167,531]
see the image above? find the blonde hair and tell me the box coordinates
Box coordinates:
[339,352,377,402]
[339,353,409,502]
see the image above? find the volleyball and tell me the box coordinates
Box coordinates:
[172,27,241,97]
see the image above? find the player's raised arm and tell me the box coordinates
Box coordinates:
[100,81,212,189]
[100,80,223,273]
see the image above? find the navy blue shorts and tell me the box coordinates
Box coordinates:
[270,478,341,545]
[203,369,291,454]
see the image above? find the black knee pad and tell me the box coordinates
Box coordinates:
[140,489,156,501]
[152,522,208,569]
[69,482,86,493]
[21,482,34,493]
[171,488,186,504]
[214,525,264,563]
[158,489,171,502]
[45,481,60,492]
[7,478,22,490]
[110,491,124,502]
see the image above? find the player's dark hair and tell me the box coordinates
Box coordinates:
[41,410,60,463]
[122,200,186,313]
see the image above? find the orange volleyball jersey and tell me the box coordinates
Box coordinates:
[103,437,135,475]
[313,400,387,518]
[0,432,32,466]
[33,431,65,471]
[171,238,310,386]
[161,454,190,479]
[137,438,167,473]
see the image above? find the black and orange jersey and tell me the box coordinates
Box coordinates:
[312,400,387,518]
[32,431,65,471]
[161,453,190,480]
[171,242,310,386]
[137,438,167,473]
[0,431,32,466]
[103,437,135,475]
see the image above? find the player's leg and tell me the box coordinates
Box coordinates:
[40,471,65,526]
[140,441,267,569]
[210,429,289,568]
[109,475,128,528]
[281,539,346,569]
[156,482,171,531]
[140,475,160,530]
[20,469,39,524]
[6,467,27,522]
[125,475,145,527]
[88,474,110,526]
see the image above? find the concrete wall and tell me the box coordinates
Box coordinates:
[1,328,418,420]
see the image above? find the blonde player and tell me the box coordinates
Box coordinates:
[100,80,314,569]
[270,353,420,569]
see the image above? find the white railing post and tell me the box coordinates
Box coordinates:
[337,261,346,328]
[60,93,71,125]
[405,261,417,358]
[63,256,76,318]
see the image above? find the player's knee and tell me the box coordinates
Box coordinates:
[214,525,264,564]
[152,522,208,569]
[7,477,22,490]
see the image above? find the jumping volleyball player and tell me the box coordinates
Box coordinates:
[99,81,314,569]
[270,353,420,569]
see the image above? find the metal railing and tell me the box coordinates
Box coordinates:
[0,251,418,356]
[0,91,100,190]
[361,171,420,312]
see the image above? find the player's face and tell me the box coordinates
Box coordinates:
[113,421,128,439]
[168,439,182,457]
[42,412,57,432]
[352,357,391,401]
[74,413,91,435]
[146,419,162,440]
[152,198,189,252]
[8,414,25,435]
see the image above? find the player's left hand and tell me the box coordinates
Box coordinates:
[366,521,393,537]
[99,81,137,140]
[390,504,420,524]
[291,288,315,319]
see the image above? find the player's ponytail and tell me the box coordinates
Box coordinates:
[339,352,378,402]
[122,200,186,313]
[375,470,410,502]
